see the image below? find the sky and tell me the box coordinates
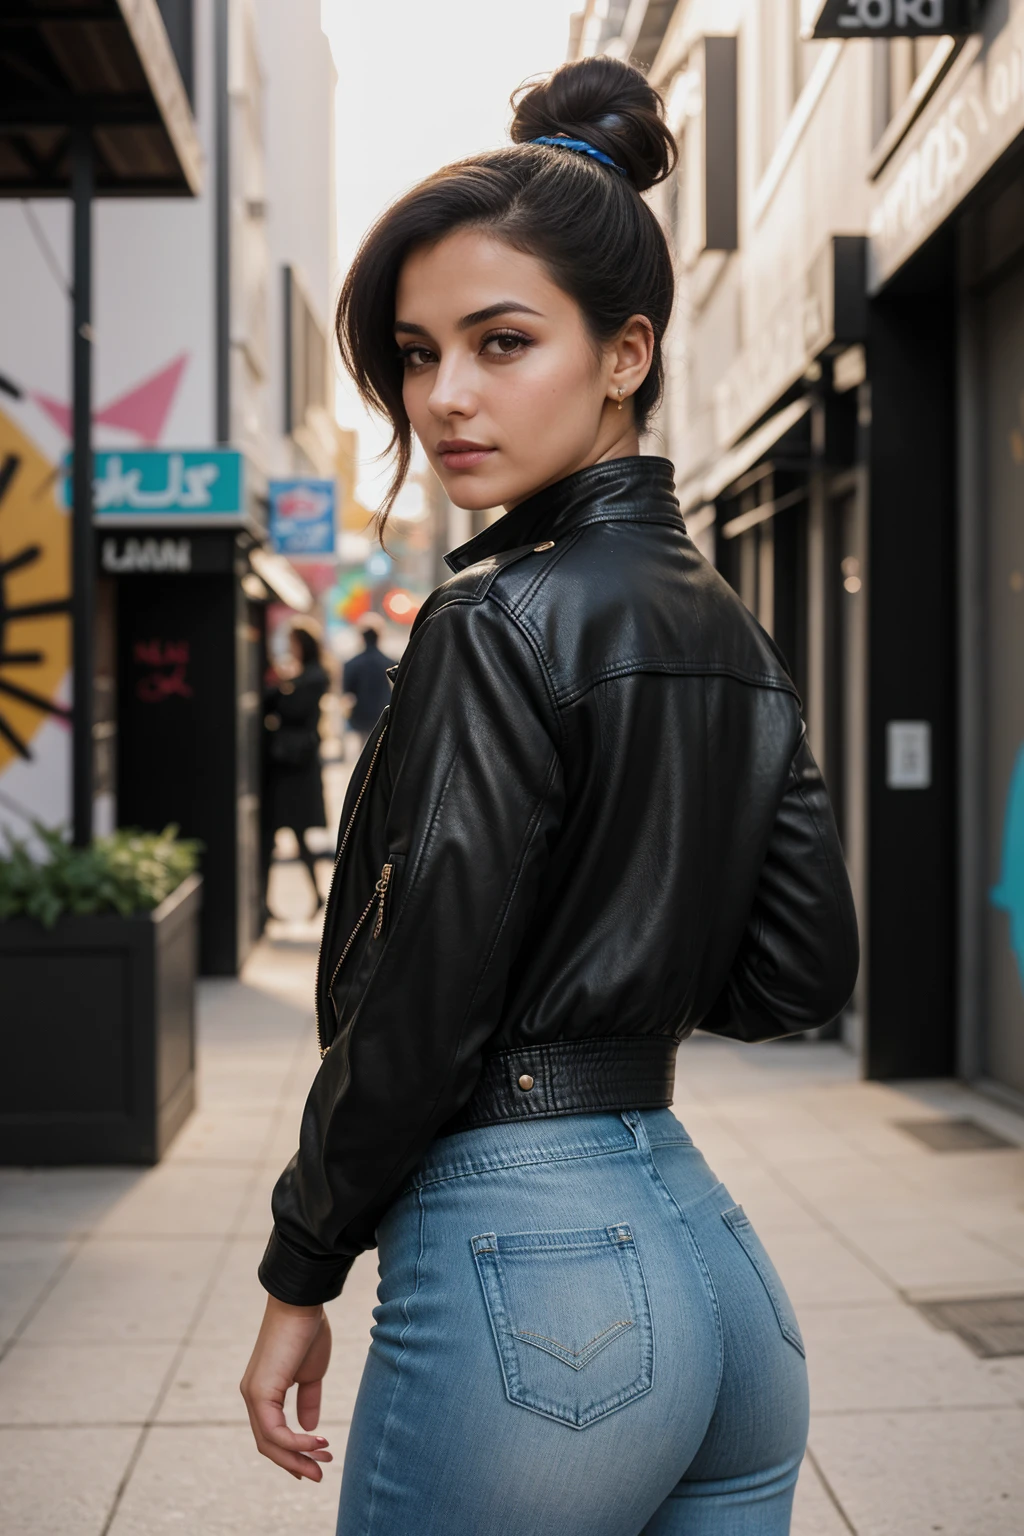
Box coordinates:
[320,0,581,504]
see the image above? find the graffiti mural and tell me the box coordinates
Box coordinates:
[0,408,71,787]
[991,743,1024,994]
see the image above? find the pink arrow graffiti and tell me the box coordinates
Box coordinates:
[31,353,189,445]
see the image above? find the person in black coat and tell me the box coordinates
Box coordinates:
[262,625,330,920]
[342,613,397,750]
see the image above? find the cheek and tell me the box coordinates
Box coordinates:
[489,345,601,435]
[402,373,427,429]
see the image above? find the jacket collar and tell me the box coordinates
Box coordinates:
[444,456,680,573]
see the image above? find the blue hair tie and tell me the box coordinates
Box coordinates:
[530,135,629,178]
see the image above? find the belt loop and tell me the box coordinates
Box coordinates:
[620,1108,651,1154]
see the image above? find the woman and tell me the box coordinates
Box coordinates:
[242,57,858,1534]
[262,624,330,920]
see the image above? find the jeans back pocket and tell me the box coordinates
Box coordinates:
[471,1224,654,1429]
[722,1204,805,1357]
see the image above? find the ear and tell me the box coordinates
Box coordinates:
[605,315,655,411]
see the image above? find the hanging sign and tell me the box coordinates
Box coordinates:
[803,0,977,37]
[267,478,336,558]
[81,449,247,526]
[869,1,1024,288]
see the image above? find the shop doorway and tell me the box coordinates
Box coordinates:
[827,481,867,863]
[983,260,1024,1095]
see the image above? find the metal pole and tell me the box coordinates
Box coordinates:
[214,0,230,444]
[71,123,94,847]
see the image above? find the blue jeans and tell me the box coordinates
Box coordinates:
[337,1109,809,1535]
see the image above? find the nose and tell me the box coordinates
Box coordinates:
[427,349,478,423]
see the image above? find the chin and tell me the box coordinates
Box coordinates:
[440,475,513,513]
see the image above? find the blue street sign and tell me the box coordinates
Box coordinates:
[268,478,336,558]
[84,450,245,519]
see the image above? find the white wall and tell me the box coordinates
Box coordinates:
[254,0,337,475]
[0,0,337,841]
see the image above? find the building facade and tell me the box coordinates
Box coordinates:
[574,0,1024,1104]
[0,0,336,971]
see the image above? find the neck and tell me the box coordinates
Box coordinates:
[504,419,641,512]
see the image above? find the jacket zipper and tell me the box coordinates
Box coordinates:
[313,722,388,1059]
[323,858,392,1027]
[372,861,393,939]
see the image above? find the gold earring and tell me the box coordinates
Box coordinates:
[616,387,624,412]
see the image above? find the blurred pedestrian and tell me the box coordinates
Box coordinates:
[261,624,330,921]
[243,55,858,1535]
[341,611,396,752]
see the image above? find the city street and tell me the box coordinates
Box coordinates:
[6,4,1024,1534]
[2,904,1024,1534]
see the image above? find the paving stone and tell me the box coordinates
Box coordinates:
[165,1109,277,1166]
[0,1238,72,1343]
[0,1425,138,1535]
[0,1339,177,1424]
[8,939,1024,1533]
[792,1454,854,1535]
[709,1166,823,1235]
[21,1237,222,1344]
[191,1238,274,1344]
[810,1407,1024,1535]
[758,1224,895,1307]
[156,1339,254,1425]
[802,1301,1014,1412]
[833,1216,1024,1292]
[0,1168,141,1237]
[107,1423,347,1535]
[234,1169,284,1238]
[91,1163,252,1238]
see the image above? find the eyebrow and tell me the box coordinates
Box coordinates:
[393,302,543,336]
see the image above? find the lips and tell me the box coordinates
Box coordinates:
[436,439,496,471]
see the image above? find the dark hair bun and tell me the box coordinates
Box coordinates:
[510,56,676,194]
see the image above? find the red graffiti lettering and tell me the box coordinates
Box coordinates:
[136,665,193,703]
[133,639,190,667]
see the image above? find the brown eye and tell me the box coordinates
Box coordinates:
[401,346,435,369]
[481,330,532,359]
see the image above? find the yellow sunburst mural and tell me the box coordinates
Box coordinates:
[0,406,71,774]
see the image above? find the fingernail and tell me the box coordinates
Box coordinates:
[315,1437,328,1445]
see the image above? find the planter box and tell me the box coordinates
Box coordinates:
[0,873,202,1165]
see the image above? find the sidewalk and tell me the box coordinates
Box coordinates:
[2,930,1024,1534]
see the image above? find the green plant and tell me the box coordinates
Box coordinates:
[0,824,201,928]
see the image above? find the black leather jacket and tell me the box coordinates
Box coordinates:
[260,457,858,1305]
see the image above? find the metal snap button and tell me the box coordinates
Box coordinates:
[518,1074,535,1091]
[533,541,554,552]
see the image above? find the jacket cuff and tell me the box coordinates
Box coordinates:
[258,1229,356,1306]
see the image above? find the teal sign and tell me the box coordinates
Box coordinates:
[991,743,1024,993]
[82,450,244,518]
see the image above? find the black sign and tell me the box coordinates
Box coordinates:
[805,0,976,37]
[98,531,238,575]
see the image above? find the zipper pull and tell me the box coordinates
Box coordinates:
[373,862,393,939]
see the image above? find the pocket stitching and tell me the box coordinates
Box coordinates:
[721,1205,806,1357]
[472,1227,654,1428]
[513,1317,634,1370]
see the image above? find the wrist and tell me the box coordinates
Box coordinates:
[264,1293,324,1320]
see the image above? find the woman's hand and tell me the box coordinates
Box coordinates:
[240,1295,334,1481]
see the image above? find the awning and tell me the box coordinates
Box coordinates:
[248,548,315,614]
[0,0,202,197]
[693,397,813,508]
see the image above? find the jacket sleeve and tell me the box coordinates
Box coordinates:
[259,597,563,1305]
[701,729,859,1043]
